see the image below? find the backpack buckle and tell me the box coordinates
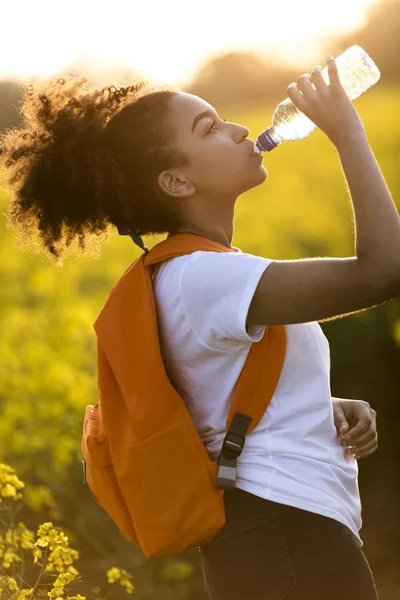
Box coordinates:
[216,453,239,490]
[216,430,246,491]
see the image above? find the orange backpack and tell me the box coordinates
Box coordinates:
[81,234,286,557]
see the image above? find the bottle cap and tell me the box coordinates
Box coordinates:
[256,128,280,151]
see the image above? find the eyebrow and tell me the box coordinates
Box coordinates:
[191,110,215,134]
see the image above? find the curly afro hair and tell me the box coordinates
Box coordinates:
[0,74,188,264]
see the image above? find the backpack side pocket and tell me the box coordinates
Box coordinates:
[81,404,138,544]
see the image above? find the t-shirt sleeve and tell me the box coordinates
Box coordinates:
[179,250,275,352]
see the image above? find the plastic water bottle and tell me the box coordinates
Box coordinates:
[254,45,380,153]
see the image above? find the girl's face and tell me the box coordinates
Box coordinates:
[159,92,267,202]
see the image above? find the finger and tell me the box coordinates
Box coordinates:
[345,436,378,455]
[286,82,308,112]
[351,440,379,460]
[310,65,328,93]
[355,445,379,460]
[346,440,378,458]
[296,73,318,99]
[341,429,376,448]
[343,416,374,442]
[327,56,344,93]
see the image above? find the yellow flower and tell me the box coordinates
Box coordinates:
[7,577,18,591]
[106,567,121,584]
[37,522,54,535]
[1,483,18,498]
[161,560,195,581]
[33,547,43,564]
[106,568,134,593]
[119,577,135,594]
[47,571,78,599]
[48,588,64,599]
[46,545,79,573]
[2,548,21,569]
[14,589,34,600]
[0,465,129,600]
[8,523,35,552]
[0,465,24,504]
[35,524,70,553]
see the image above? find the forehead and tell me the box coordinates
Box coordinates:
[168,93,215,145]
[171,92,214,117]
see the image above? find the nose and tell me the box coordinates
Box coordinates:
[233,123,250,143]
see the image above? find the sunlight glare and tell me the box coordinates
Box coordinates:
[0,0,380,85]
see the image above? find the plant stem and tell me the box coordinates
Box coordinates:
[28,546,49,600]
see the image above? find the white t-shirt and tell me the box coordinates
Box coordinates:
[152,246,363,546]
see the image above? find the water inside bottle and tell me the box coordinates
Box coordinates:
[254,46,380,152]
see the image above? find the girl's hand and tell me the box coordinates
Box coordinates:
[332,397,378,460]
[286,56,366,149]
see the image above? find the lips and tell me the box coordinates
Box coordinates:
[250,148,263,158]
[248,141,263,156]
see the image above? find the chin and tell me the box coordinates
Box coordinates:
[232,166,268,196]
[246,167,268,191]
[260,166,268,180]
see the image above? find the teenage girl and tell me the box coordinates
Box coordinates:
[2,56,398,599]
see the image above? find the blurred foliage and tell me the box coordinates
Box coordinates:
[0,462,136,600]
[0,80,24,131]
[323,0,400,85]
[0,79,399,598]
[188,0,400,108]
[186,51,302,109]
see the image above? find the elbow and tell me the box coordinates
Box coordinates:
[362,257,400,298]
[382,263,400,298]
[350,255,399,303]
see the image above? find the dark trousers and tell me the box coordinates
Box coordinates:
[199,488,379,600]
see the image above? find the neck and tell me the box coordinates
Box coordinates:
[169,227,233,249]
[168,194,236,250]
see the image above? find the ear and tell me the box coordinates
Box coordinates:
[157,169,195,199]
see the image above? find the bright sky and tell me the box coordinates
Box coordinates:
[0,0,379,86]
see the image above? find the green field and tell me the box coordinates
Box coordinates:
[0,82,398,483]
[0,83,399,598]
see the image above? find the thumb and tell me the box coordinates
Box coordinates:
[333,404,349,436]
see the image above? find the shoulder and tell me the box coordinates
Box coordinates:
[153,248,275,351]
[180,249,274,286]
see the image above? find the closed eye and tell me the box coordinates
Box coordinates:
[207,118,227,134]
